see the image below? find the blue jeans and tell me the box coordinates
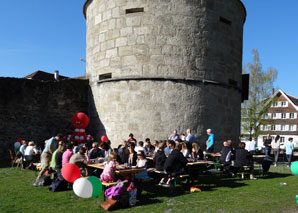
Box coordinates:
[264,147,271,160]
[264,147,271,156]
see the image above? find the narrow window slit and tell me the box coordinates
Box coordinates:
[219,16,232,26]
[99,73,112,80]
[125,8,144,14]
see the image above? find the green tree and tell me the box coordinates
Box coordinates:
[241,49,278,139]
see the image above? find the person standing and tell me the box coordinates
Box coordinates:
[206,129,215,153]
[263,134,272,157]
[271,135,280,167]
[34,134,63,184]
[285,137,294,167]
[249,137,257,155]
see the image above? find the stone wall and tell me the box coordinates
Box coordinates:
[84,0,246,150]
[0,78,89,163]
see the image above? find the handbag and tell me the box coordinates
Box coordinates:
[100,199,117,211]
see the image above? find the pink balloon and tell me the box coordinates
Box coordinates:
[62,163,81,183]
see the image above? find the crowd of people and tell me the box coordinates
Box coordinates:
[245,133,295,167]
[15,129,296,190]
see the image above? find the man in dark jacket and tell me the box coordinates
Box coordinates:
[219,140,233,173]
[153,143,167,171]
[159,142,188,187]
[233,142,256,179]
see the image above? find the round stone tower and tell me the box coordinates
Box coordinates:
[83,0,246,150]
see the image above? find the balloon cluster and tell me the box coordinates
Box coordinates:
[73,176,102,198]
[65,112,94,144]
[14,138,22,151]
[62,163,102,198]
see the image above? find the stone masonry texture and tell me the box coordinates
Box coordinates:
[85,0,246,151]
[0,78,89,163]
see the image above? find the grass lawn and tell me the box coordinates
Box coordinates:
[0,164,298,213]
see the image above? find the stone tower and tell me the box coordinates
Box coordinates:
[83,0,246,150]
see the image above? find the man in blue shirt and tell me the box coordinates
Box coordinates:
[169,130,179,141]
[164,140,174,157]
[206,129,215,153]
[19,141,28,156]
[34,133,63,185]
[186,129,196,143]
[285,137,294,167]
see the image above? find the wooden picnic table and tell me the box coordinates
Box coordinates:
[88,164,144,175]
[253,155,269,158]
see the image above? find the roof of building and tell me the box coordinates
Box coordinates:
[266,89,298,111]
[286,93,298,107]
[23,70,69,81]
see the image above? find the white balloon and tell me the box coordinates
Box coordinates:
[80,129,85,133]
[73,178,93,198]
[80,136,85,140]
[75,128,79,132]
[75,136,80,140]
[14,142,21,148]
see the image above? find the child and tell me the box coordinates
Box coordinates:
[134,151,149,179]
[100,154,117,183]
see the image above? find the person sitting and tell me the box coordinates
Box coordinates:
[72,141,80,154]
[124,142,137,166]
[186,129,197,144]
[153,140,159,153]
[219,140,233,173]
[164,140,173,157]
[19,140,28,157]
[153,142,167,171]
[24,141,38,169]
[69,146,90,176]
[62,143,74,166]
[181,142,191,158]
[135,141,146,154]
[55,144,66,181]
[127,133,137,143]
[233,142,256,180]
[191,142,204,160]
[159,143,188,187]
[135,151,149,179]
[144,138,155,156]
[169,130,179,141]
[118,140,128,164]
[100,154,117,183]
[112,148,122,164]
[89,142,104,162]
[101,141,112,162]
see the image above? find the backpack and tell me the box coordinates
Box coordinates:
[105,180,127,199]
[127,183,137,207]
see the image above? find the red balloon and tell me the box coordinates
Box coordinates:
[62,163,81,183]
[101,136,107,142]
[71,112,89,129]
[17,138,22,143]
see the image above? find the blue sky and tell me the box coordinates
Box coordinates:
[0,0,297,96]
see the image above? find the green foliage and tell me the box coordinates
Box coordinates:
[1,166,298,212]
[241,49,278,138]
